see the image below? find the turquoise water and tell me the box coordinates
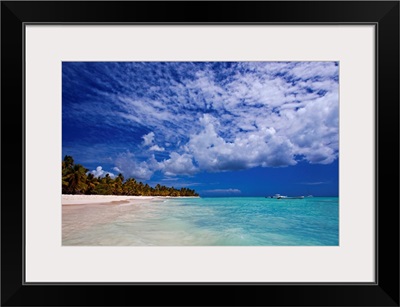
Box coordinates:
[63,197,338,246]
[160,197,338,246]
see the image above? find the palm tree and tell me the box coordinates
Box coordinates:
[85,173,99,194]
[123,178,137,195]
[113,174,124,195]
[61,155,200,196]
[63,164,88,194]
[63,155,74,169]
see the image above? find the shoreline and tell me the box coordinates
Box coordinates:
[62,194,199,205]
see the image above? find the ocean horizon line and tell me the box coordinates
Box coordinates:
[62,194,338,198]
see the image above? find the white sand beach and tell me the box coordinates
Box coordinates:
[62,194,200,245]
[62,194,169,245]
[62,194,163,205]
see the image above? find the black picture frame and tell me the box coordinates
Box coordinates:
[1,1,399,306]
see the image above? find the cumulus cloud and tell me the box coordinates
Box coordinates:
[114,152,161,180]
[90,166,115,178]
[161,152,198,176]
[186,114,296,171]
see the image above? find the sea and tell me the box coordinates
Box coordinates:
[62,197,339,246]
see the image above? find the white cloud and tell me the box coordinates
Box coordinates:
[114,152,161,181]
[76,62,338,180]
[115,63,338,163]
[289,62,338,80]
[113,151,198,179]
[142,132,155,146]
[161,152,198,176]
[142,132,166,152]
[187,114,296,171]
[90,166,115,178]
[149,145,165,152]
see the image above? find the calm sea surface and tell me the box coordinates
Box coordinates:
[62,197,338,246]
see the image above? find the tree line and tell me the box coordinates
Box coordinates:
[62,155,199,197]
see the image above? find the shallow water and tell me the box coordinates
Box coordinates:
[62,197,338,246]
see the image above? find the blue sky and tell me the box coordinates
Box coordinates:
[62,62,339,197]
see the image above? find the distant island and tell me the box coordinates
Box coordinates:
[62,155,199,197]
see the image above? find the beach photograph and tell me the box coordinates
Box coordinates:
[62,61,339,246]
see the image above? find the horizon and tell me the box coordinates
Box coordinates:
[62,61,339,197]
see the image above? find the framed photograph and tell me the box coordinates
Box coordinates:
[2,1,399,306]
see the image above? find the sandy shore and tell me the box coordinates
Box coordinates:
[62,194,164,205]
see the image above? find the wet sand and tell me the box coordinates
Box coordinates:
[62,195,166,245]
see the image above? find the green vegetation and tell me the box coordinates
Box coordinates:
[62,155,199,197]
